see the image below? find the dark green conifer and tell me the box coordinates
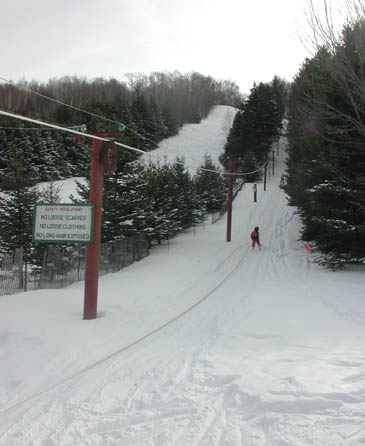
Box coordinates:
[0,151,39,259]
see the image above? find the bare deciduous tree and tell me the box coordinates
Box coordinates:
[297,0,365,144]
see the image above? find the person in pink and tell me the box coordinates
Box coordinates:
[251,226,261,249]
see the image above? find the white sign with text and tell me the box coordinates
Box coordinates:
[33,204,94,243]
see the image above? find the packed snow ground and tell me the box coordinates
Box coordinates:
[1,106,365,445]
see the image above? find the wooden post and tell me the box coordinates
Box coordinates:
[82,138,119,320]
[253,184,257,202]
[226,160,233,242]
[83,139,105,320]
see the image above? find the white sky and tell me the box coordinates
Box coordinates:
[1,0,349,94]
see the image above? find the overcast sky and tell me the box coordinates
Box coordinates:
[1,0,348,94]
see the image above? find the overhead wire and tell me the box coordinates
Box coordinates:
[0,126,60,130]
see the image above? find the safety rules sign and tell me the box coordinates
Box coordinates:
[32,203,94,243]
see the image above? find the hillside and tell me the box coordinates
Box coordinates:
[1,106,365,445]
[143,105,237,170]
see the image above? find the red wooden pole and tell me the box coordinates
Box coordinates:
[83,139,105,320]
[226,159,233,242]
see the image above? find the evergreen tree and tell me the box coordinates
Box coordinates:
[131,94,157,150]
[270,75,289,122]
[58,132,89,177]
[161,103,180,136]
[72,150,150,242]
[195,155,227,213]
[0,151,39,259]
[101,161,149,242]
[171,157,205,229]
[3,132,35,176]
[149,99,169,142]
[220,79,284,175]
[219,110,245,165]
[240,152,261,183]
[32,129,71,180]
[143,161,182,243]
[38,180,63,203]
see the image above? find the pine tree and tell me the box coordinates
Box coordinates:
[171,157,205,229]
[195,155,227,213]
[240,152,261,183]
[131,95,156,150]
[284,19,365,267]
[58,133,89,177]
[220,79,284,173]
[149,99,169,142]
[143,160,182,243]
[0,151,39,259]
[72,150,149,242]
[102,163,149,242]
[38,180,63,203]
[32,129,70,180]
[161,103,179,137]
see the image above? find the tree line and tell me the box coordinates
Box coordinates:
[74,154,228,246]
[0,71,241,122]
[0,71,241,181]
[283,1,365,268]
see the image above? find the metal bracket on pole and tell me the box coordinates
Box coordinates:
[74,134,92,154]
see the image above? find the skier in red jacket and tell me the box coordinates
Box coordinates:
[251,226,261,249]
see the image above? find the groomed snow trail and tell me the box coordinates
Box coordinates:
[1,109,365,445]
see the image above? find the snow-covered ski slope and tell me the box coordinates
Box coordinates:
[1,105,365,445]
[143,105,237,170]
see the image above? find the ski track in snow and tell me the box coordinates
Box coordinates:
[1,106,365,445]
